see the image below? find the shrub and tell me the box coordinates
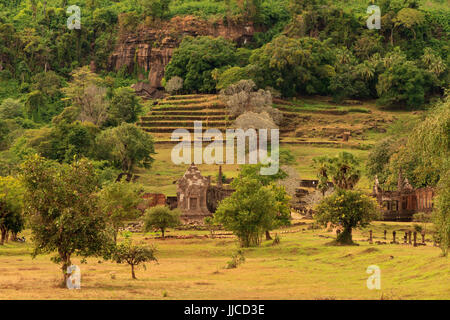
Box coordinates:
[165,76,184,94]
[143,205,181,238]
[225,250,245,269]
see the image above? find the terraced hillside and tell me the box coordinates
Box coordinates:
[137,94,400,147]
[137,94,298,141]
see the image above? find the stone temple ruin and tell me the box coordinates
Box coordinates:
[176,164,211,223]
[176,164,233,224]
[372,171,435,221]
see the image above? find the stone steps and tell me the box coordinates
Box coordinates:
[138,120,230,128]
[141,115,235,121]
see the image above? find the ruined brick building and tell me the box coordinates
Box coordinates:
[372,172,435,221]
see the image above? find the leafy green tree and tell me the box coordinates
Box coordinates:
[165,36,237,93]
[99,179,144,243]
[366,137,407,187]
[249,35,335,97]
[0,176,24,245]
[20,155,113,284]
[377,60,432,108]
[143,205,180,238]
[139,0,171,19]
[313,152,361,190]
[113,236,157,279]
[315,189,380,245]
[109,87,143,125]
[434,171,449,256]
[0,98,24,119]
[214,175,279,247]
[96,123,155,173]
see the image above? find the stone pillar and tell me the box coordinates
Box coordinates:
[413,231,417,247]
[404,232,408,243]
[408,231,412,244]
[421,232,426,245]
[392,231,396,244]
[384,230,387,240]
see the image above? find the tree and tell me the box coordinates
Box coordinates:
[313,152,361,190]
[165,36,237,93]
[315,189,380,245]
[165,76,183,95]
[433,170,449,256]
[249,35,335,97]
[0,176,24,245]
[377,59,432,108]
[220,79,283,124]
[139,0,171,19]
[0,98,24,119]
[143,205,180,238]
[96,123,156,173]
[98,179,144,243]
[113,236,157,279]
[214,175,279,247]
[20,155,112,284]
[109,87,143,125]
[62,67,109,125]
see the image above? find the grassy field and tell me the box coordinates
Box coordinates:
[0,218,448,300]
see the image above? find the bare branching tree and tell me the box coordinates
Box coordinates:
[220,79,283,125]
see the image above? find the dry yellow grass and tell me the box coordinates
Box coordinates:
[1,220,448,300]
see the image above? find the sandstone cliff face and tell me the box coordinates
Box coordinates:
[109,16,256,92]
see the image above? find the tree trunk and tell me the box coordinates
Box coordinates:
[60,252,71,287]
[161,228,165,239]
[336,227,353,245]
[131,264,136,279]
[0,227,6,245]
[265,230,272,240]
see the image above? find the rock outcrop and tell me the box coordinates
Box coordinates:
[109,16,256,95]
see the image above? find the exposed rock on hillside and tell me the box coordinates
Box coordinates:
[110,16,256,95]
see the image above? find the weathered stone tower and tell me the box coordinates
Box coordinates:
[176,164,212,223]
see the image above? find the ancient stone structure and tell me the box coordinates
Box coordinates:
[174,165,234,223]
[372,172,435,221]
[206,165,234,213]
[109,15,256,97]
[137,193,166,212]
[176,164,212,223]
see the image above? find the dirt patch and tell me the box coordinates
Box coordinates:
[359,247,380,254]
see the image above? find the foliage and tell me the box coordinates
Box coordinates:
[214,173,283,247]
[20,155,113,283]
[113,236,157,279]
[315,188,380,245]
[98,178,144,242]
[165,36,237,93]
[249,35,335,97]
[109,87,143,125]
[96,123,156,173]
[143,205,180,238]
[165,76,184,94]
[313,152,361,190]
[433,170,450,256]
[225,249,245,269]
[0,176,24,245]
[220,79,283,124]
